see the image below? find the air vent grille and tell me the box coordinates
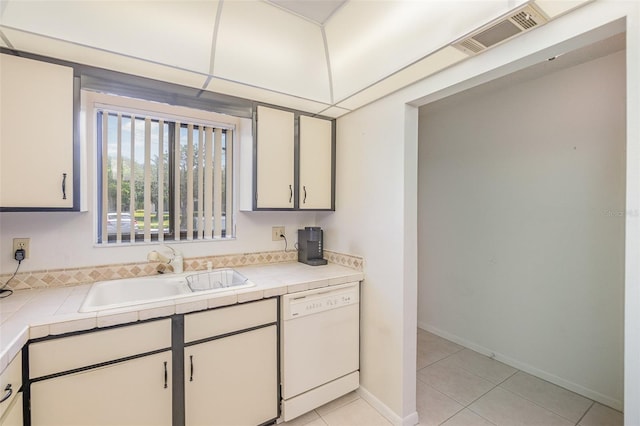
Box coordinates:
[512,11,539,29]
[473,20,521,48]
[459,39,485,54]
[452,4,548,56]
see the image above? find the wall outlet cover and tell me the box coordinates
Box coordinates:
[13,237,30,259]
[272,226,285,241]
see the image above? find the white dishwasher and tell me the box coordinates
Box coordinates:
[281,281,360,421]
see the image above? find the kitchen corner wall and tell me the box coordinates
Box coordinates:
[317,95,419,423]
[418,49,625,408]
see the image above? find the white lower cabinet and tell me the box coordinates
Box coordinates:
[31,351,172,426]
[28,319,173,426]
[0,352,22,426]
[184,325,278,426]
[24,299,279,426]
[184,298,278,426]
[0,393,22,426]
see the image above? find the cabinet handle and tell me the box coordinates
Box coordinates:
[62,173,67,200]
[163,361,168,389]
[189,355,194,382]
[289,185,293,204]
[303,186,307,204]
[0,384,12,403]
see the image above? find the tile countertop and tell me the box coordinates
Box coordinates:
[0,261,364,375]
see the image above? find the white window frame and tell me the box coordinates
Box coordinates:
[84,90,241,245]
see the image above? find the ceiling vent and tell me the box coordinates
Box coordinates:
[453,4,548,55]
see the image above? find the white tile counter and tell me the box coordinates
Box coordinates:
[0,262,363,374]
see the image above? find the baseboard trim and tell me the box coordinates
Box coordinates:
[417,321,623,411]
[357,386,419,426]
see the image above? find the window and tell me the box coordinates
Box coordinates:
[94,95,236,244]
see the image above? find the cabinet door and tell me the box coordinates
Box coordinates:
[184,325,278,426]
[0,352,21,420]
[0,54,75,209]
[0,393,22,426]
[31,351,172,426]
[256,106,295,209]
[299,115,333,210]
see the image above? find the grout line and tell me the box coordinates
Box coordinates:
[495,369,597,424]
[498,384,591,424]
[436,357,504,389]
[417,351,457,371]
[466,406,499,425]
[437,406,466,426]
[495,368,519,387]
[463,378,500,408]
[314,393,361,417]
[574,400,595,426]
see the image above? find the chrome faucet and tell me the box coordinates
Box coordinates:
[147,245,184,274]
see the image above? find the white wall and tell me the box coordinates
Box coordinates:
[418,50,625,408]
[317,97,419,424]
[0,210,317,271]
[321,2,639,424]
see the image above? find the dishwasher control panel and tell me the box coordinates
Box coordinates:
[282,282,359,320]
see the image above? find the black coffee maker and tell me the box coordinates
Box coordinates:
[298,226,328,266]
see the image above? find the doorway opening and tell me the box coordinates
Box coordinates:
[415,33,626,424]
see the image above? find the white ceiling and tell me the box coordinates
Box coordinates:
[266,0,346,24]
[0,0,591,118]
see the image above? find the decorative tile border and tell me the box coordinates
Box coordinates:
[0,249,363,291]
[324,250,364,271]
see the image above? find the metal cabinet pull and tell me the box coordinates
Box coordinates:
[163,361,168,389]
[0,384,13,403]
[189,355,194,382]
[289,185,293,203]
[62,173,67,200]
[303,186,307,204]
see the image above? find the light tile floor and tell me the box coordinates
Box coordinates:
[281,329,624,426]
[282,391,391,426]
[416,329,624,426]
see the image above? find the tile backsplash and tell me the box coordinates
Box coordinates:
[0,249,363,291]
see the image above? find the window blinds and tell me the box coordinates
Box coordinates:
[98,109,233,244]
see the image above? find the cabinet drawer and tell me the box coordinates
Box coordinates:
[185,299,276,343]
[30,319,171,378]
[0,354,21,419]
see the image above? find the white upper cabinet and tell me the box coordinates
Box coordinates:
[251,105,334,211]
[256,105,295,209]
[0,53,77,210]
[299,115,333,210]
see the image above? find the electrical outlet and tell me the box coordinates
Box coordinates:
[272,226,285,241]
[13,238,30,259]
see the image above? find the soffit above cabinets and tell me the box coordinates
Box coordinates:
[0,0,592,118]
